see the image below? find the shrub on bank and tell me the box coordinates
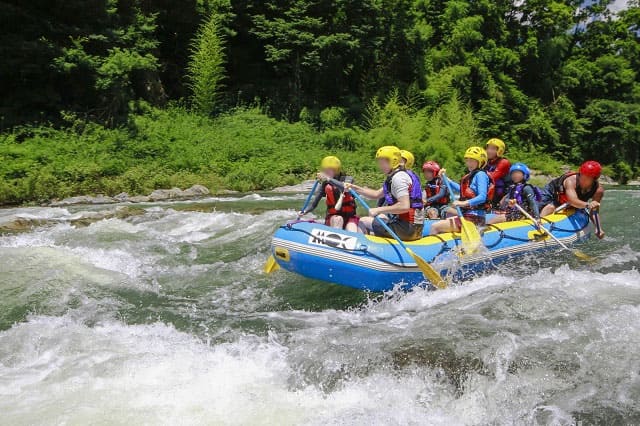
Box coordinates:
[0,102,575,205]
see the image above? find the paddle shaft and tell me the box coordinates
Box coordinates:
[514,203,573,252]
[300,179,320,214]
[441,174,465,218]
[591,209,603,237]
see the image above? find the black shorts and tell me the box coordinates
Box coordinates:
[372,217,423,241]
[538,186,558,209]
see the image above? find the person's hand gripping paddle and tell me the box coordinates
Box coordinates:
[441,173,482,255]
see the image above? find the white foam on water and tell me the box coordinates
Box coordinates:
[0,316,457,426]
[0,206,73,222]
[1,199,639,424]
[200,193,307,202]
[263,274,514,329]
[594,244,640,269]
[0,223,71,248]
[131,192,307,206]
[127,208,295,244]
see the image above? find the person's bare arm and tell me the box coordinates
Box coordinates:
[592,186,604,203]
[346,183,383,200]
[369,195,410,216]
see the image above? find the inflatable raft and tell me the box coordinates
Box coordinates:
[268,209,592,291]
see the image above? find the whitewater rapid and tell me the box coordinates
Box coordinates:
[0,191,639,425]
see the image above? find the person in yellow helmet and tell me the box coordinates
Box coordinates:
[400,150,415,169]
[299,156,359,232]
[429,146,494,235]
[346,146,424,241]
[484,138,511,209]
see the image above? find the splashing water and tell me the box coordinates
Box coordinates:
[0,190,639,425]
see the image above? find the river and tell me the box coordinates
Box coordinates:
[0,189,639,425]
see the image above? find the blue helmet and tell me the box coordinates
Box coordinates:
[509,162,530,181]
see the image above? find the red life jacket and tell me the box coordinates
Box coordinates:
[324,179,356,217]
[424,178,449,206]
[484,157,511,201]
[459,169,495,211]
[551,172,599,205]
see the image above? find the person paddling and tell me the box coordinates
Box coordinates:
[539,161,605,238]
[488,163,541,225]
[346,146,425,241]
[400,149,424,207]
[484,138,511,210]
[422,161,449,219]
[299,156,359,232]
[430,147,493,235]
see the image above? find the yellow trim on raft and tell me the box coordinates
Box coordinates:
[363,210,575,246]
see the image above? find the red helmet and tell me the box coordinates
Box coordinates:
[579,160,602,179]
[422,161,441,175]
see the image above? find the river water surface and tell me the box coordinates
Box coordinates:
[0,189,639,425]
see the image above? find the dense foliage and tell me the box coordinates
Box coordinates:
[1,0,639,203]
[0,99,565,204]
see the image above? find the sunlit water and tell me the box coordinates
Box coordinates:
[0,189,639,425]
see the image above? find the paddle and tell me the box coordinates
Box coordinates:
[554,203,570,214]
[514,203,593,261]
[348,189,447,289]
[591,209,604,239]
[264,179,320,273]
[441,173,482,254]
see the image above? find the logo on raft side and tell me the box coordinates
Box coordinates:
[308,229,358,250]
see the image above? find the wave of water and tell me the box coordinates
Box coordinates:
[0,193,639,424]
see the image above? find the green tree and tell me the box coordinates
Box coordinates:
[1,0,161,127]
[188,13,227,114]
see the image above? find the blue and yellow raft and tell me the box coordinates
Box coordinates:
[269,210,592,291]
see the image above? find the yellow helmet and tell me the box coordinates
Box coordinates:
[400,150,415,169]
[320,156,341,172]
[486,138,506,157]
[464,146,488,168]
[376,146,402,170]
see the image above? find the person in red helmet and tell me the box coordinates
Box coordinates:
[421,161,449,219]
[539,161,605,238]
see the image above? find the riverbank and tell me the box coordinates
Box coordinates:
[1,104,623,207]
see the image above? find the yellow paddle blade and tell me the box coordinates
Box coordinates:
[406,248,447,289]
[573,249,594,262]
[459,217,482,254]
[263,255,280,274]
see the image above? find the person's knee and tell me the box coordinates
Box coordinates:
[540,204,554,216]
[358,217,372,233]
[488,214,505,224]
[330,216,344,229]
[429,220,444,235]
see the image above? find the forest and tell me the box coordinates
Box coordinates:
[0,0,639,204]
